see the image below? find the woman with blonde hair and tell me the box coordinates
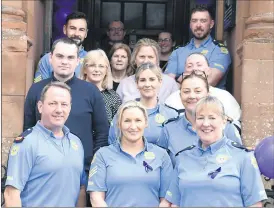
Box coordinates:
[165,96,267,207]
[87,100,173,207]
[109,43,132,90]
[80,49,121,124]
[116,38,178,103]
[109,62,177,145]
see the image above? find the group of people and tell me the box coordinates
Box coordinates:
[4,5,268,207]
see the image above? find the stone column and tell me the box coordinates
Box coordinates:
[240,0,274,188]
[2,2,30,166]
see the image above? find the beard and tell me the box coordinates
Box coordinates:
[192,27,211,40]
[70,37,83,46]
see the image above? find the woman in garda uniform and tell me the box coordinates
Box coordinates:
[165,96,267,207]
[80,49,122,124]
[116,38,178,103]
[108,62,177,145]
[157,71,242,164]
[87,101,173,207]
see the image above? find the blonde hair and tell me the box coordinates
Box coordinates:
[109,43,133,76]
[116,100,148,140]
[195,96,226,119]
[80,49,113,90]
[130,38,160,74]
[135,62,162,83]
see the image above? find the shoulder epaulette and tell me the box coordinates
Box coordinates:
[164,104,185,116]
[14,128,33,143]
[231,142,252,152]
[162,116,180,127]
[173,45,182,50]
[175,145,195,156]
[213,39,226,48]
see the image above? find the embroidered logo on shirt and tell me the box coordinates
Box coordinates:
[144,152,155,160]
[220,47,228,54]
[71,141,78,151]
[34,75,42,83]
[10,145,19,156]
[155,113,165,124]
[251,155,259,169]
[166,190,172,197]
[88,181,94,186]
[200,49,209,55]
[7,176,13,181]
[216,154,229,164]
[214,63,224,69]
[89,166,98,178]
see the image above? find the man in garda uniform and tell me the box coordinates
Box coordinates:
[4,82,86,207]
[34,11,88,83]
[24,37,109,175]
[165,5,231,89]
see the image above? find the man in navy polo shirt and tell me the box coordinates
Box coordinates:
[5,82,86,207]
[24,37,109,172]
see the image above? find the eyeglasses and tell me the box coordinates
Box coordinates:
[182,70,207,79]
[158,38,171,43]
[109,27,124,32]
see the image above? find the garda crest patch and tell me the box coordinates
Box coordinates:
[200,49,209,55]
[10,145,19,156]
[71,140,78,151]
[155,113,165,124]
[216,154,229,164]
[220,47,228,54]
[144,152,155,160]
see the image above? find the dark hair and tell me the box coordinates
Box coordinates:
[108,20,124,30]
[40,82,72,103]
[65,11,88,26]
[158,31,173,41]
[190,5,214,20]
[51,37,79,55]
[187,52,210,66]
[181,72,210,92]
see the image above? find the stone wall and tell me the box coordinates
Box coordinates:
[229,0,274,188]
[2,0,44,167]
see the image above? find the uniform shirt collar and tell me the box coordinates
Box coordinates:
[181,114,196,134]
[52,73,76,85]
[197,136,227,154]
[134,99,160,116]
[79,46,86,56]
[114,136,149,153]
[189,35,212,49]
[35,121,70,139]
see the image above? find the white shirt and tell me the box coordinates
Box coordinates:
[165,86,242,125]
[116,74,179,104]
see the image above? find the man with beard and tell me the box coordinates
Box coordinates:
[34,12,88,83]
[165,6,231,89]
[101,20,126,56]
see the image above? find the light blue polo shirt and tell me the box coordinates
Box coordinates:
[157,114,242,164]
[87,138,173,206]
[165,137,267,207]
[164,35,231,89]
[108,103,178,145]
[34,47,87,83]
[5,121,86,207]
